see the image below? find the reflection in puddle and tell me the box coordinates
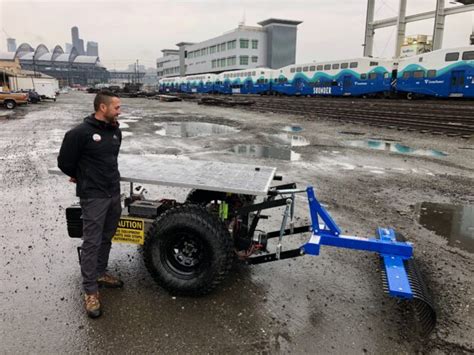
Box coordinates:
[229,144,300,161]
[153,122,239,137]
[282,125,303,133]
[416,202,473,253]
[271,134,309,147]
[347,140,447,157]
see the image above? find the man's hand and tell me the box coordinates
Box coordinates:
[69,177,77,183]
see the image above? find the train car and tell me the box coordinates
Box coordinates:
[159,77,182,93]
[396,46,474,98]
[181,74,217,94]
[216,68,273,95]
[272,58,394,97]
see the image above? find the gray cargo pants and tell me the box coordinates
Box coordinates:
[80,195,122,294]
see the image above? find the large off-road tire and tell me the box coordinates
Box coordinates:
[143,204,233,296]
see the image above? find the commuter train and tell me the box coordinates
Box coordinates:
[158,46,474,99]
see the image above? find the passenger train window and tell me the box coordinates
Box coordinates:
[310,66,316,71]
[427,70,437,78]
[332,64,340,69]
[324,64,331,70]
[317,65,323,70]
[296,67,302,72]
[303,66,309,72]
[462,51,474,60]
[360,73,367,80]
[290,68,296,73]
[350,62,358,68]
[445,52,459,61]
[413,71,424,78]
[341,63,348,69]
[384,72,389,78]
[368,73,377,80]
[402,72,411,79]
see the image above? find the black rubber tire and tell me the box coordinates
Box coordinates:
[143,204,233,296]
[5,100,16,109]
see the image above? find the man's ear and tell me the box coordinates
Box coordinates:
[99,103,107,112]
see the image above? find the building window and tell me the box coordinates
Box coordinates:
[227,56,236,66]
[324,64,331,70]
[309,66,315,71]
[227,40,236,50]
[251,56,258,63]
[212,59,217,68]
[240,39,249,49]
[210,46,216,54]
[251,39,258,49]
[296,67,302,72]
[303,66,309,72]
[369,61,378,66]
[201,48,207,56]
[220,43,226,52]
[290,67,295,73]
[350,62,358,68]
[240,55,249,65]
[462,51,474,60]
[316,65,323,70]
[332,63,340,69]
[220,58,226,67]
[341,63,348,69]
[445,52,459,61]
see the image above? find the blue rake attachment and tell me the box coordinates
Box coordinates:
[302,186,436,335]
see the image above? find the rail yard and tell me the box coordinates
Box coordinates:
[1,91,472,353]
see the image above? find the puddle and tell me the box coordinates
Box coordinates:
[282,125,303,133]
[271,134,309,147]
[229,144,300,161]
[416,202,474,253]
[346,140,447,157]
[153,122,239,137]
[122,131,134,138]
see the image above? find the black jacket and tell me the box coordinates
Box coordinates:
[58,114,122,198]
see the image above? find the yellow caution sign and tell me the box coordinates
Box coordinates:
[112,217,145,245]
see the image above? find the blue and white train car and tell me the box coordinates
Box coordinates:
[272,58,394,97]
[396,46,474,98]
[215,69,273,94]
[159,77,182,93]
[181,74,217,94]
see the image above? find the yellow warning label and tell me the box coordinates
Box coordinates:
[112,217,145,245]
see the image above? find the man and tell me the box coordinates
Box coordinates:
[58,90,123,318]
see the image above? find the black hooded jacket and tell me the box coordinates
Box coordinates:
[58,114,122,198]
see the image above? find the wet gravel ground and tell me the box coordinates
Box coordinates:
[1,91,473,354]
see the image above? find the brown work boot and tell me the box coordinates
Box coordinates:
[97,273,124,289]
[84,292,101,318]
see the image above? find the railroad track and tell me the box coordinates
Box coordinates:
[191,95,474,138]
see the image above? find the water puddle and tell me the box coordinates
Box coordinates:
[153,122,239,137]
[282,125,303,133]
[346,140,447,157]
[415,202,473,253]
[229,144,300,161]
[271,134,309,147]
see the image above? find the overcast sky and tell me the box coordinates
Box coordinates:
[0,0,472,70]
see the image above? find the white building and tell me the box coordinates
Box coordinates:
[156,19,302,79]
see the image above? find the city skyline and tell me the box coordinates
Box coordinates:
[0,0,472,70]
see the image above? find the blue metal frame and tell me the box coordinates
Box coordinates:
[302,186,414,299]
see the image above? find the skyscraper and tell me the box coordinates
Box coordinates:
[65,43,72,53]
[7,38,17,52]
[71,26,85,55]
[86,41,99,56]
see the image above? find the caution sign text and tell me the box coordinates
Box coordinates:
[113,217,145,245]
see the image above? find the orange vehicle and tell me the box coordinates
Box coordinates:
[0,91,29,109]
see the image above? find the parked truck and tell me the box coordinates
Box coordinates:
[0,91,29,109]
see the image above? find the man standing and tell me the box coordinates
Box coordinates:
[58,90,123,318]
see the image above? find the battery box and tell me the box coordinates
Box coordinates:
[128,200,167,219]
[66,203,83,238]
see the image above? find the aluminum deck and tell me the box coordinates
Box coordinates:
[50,154,277,196]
